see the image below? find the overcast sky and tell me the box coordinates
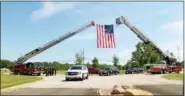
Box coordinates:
[1,2,183,65]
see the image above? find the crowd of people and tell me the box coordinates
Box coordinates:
[44,67,56,76]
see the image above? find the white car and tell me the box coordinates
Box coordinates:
[65,65,89,81]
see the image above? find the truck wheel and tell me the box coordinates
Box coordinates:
[86,74,89,79]
[66,78,69,81]
[81,74,84,81]
[160,70,163,74]
[115,72,118,75]
[176,71,179,74]
[37,73,41,76]
[30,73,33,76]
[108,72,110,76]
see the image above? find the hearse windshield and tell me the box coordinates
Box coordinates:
[70,66,82,70]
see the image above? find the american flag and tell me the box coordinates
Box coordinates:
[96,24,116,48]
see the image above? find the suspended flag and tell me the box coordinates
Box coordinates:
[96,24,116,48]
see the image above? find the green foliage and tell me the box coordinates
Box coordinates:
[0,59,14,68]
[98,64,110,69]
[130,42,163,67]
[92,57,99,68]
[74,52,83,65]
[85,62,92,67]
[117,65,122,70]
[113,55,119,67]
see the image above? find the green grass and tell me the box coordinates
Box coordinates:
[120,70,125,74]
[162,74,183,81]
[1,72,43,89]
[56,70,66,75]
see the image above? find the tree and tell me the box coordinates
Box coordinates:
[92,57,99,68]
[130,42,163,67]
[74,52,83,65]
[0,59,14,68]
[86,62,92,67]
[117,65,122,70]
[113,55,119,67]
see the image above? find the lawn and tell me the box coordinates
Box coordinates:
[162,73,183,81]
[56,70,67,75]
[1,72,43,89]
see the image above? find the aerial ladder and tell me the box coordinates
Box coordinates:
[15,21,95,65]
[115,16,176,65]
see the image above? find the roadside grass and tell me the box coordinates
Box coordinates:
[56,70,66,75]
[162,73,183,81]
[120,70,125,74]
[1,72,43,89]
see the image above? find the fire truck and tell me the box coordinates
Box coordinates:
[145,61,182,74]
[11,21,95,75]
[116,16,182,74]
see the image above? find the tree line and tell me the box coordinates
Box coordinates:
[0,53,123,70]
[1,42,183,70]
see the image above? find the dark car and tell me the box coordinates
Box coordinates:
[125,68,144,74]
[99,66,120,76]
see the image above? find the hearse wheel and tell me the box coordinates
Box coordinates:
[81,74,84,81]
[86,74,89,79]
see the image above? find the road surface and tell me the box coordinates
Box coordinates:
[1,74,183,95]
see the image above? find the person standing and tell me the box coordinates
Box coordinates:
[45,67,48,76]
[49,67,52,76]
[51,67,53,76]
[54,67,56,76]
[49,67,51,76]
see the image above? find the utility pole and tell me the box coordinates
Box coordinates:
[177,46,180,62]
[81,48,84,65]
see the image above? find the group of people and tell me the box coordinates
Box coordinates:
[44,67,56,76]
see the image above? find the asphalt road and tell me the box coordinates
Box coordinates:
[1,88,99,95]
[1,74,183,95]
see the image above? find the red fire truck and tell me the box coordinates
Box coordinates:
[116,16,183,74]
[145,61,182,74]
[11,21,95,75]
[10,62,45,75]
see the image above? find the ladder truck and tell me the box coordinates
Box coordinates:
[11,21,95,75]
[116,16,182,74]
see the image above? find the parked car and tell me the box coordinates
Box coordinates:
[88,67,100,74]
[99,66,120,76]
[125,68,144,74]
[65,65,89,81]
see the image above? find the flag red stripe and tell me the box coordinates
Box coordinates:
[96,24,99,48]
[101,25,105,48]
[112,33,116,48]
[109,33,112,48]
[100,25,103,48]
[107,33,110,48]
[98,24,101,48]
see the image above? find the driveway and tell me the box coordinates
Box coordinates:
[1,74,183,95]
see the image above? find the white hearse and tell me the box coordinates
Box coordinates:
[65,65,89,81]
